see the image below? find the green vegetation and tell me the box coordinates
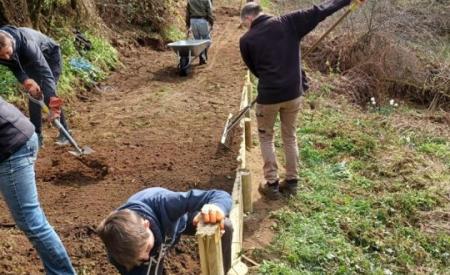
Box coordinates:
[0,30,118,102]
[163,25,186,42]
[256,84,450,274]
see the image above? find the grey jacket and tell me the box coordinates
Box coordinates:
[0,26,60,97]
[186,0,214,27]
[0,96,35,163]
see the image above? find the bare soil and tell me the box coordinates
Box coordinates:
[0,3,248,274]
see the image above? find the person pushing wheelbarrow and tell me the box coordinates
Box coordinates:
[186,0,214,65]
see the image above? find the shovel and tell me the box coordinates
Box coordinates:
[25,92,94,157]
[220,99,256,149]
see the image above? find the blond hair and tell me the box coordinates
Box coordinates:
[97,209,150,269]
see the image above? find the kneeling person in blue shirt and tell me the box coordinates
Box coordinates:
[97,187,233,275]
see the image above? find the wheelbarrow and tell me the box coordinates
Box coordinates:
[167,39,211,76]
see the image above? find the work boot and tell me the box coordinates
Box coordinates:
[258,180,282,200]
[279,179,298,196]
[55,130,71,146]
[199,55,207,65]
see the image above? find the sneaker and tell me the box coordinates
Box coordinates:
[55,131,71,146]
[279,179,298,196]
[258,181,282,200]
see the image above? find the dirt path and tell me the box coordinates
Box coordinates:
[0,2,247,274]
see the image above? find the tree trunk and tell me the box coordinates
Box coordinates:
[0,0,32,26]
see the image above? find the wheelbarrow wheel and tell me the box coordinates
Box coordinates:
[178,56,190,76]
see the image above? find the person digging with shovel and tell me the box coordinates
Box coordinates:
[239,0,365,200]
[0,26,73,147]
[97,187,233,275]
[0,96,76,275]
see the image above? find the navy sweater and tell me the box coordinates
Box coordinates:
[240,0,351,104]
[111,187,232,275]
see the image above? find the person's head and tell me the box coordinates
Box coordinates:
[97,209,155,270]
[0,33,14,60]
[240,2,263,29]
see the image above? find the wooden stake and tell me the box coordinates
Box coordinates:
[241,169,253,213]
[197,223,224,275]
[244,118,252,150]
[246,81,253,105]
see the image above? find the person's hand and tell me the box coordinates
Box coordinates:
[186,28,191,39]
[48,96,63,122]
[193,204,225,232]
[23,79,42,99]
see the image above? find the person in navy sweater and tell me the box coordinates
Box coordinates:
[97,187,233,275]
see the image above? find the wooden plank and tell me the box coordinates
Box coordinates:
[197,223,224,275]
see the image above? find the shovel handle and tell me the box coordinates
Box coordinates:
[53,119,84,154]
[23,90,84,155]
[304,1,360,57]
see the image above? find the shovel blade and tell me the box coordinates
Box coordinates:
[220,113,233,149]
[68,146,94,157]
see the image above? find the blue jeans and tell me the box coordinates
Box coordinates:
[190,18,211,61]
[0,133,76,275]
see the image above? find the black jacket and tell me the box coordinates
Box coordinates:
[0,97,35,163]
[240,0,351,104]
[0,26,59,97]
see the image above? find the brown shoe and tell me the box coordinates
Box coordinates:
[258,181,282,200]
[279,179,298,196]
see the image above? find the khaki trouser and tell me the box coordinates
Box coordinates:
[256,97,301,183]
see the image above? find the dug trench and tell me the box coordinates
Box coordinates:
[0,3,246,274]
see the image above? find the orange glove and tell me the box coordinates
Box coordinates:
[193,204,226,232]
[48,96,63,122]
[23,79,42,99]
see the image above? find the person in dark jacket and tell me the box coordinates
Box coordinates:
[0,96,75,275]
[0,26,71,147]
[97,187,233,275]
[186,0,214,64]
[239,0,364,199]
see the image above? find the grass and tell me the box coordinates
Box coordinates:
[163,25,185,42]
[254,82,450,274]
[0,29,118,102]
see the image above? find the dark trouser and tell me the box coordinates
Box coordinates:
[28,46,69,136]
[184,213,233,274]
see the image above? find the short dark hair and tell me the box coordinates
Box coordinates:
[97,209,150,269]
[240,2,262,19]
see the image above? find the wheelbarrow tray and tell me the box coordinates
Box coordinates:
[167,39,211,57]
